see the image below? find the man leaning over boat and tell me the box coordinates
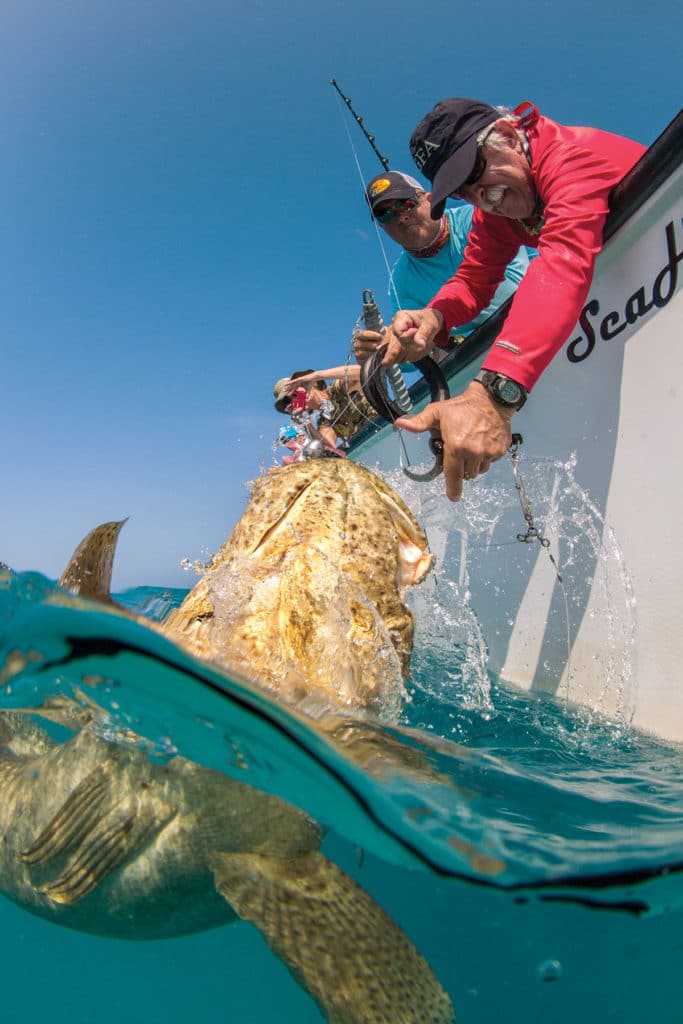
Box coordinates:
[371,98,645,502]
[355,169,533,364]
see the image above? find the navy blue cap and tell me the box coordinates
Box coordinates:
[410,98,499,218]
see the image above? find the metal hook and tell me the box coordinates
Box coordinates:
[360,344,450,483]
[402,435,444,482]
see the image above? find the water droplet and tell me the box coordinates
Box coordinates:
[536,959,563,982]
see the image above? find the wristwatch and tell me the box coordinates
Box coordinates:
[475,370,528,411]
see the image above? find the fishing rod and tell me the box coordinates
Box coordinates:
[329,79,390,171]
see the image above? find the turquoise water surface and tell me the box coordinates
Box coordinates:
[1,569,682,1023]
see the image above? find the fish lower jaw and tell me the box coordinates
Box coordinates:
[398,543,435,586]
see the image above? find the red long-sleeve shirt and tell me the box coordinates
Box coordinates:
[428,104,646,391]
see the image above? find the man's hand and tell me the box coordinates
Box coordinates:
[388,308,445,363]
[353,308,445,368]
[395,381,514,501]
[352,330,384,364]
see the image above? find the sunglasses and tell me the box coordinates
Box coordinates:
[452,124,497,199]
[374,197,420,224]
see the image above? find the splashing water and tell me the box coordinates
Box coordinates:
[1,464,682,1023]
[382,447,638,730]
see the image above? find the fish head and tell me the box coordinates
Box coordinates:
[164,460,434,719]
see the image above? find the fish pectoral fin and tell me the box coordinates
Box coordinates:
[35,809,143,905]
[21,765,113,867]
[211,850,454,1024]
[22,764,157,906]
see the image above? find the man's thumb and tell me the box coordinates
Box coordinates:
[415,323,439,346]
[394,410,434,434]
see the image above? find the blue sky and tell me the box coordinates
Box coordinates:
[1,0,680,588]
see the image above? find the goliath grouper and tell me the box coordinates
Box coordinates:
[0,460,452,1023]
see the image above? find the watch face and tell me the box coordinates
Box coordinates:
[496,379,522,404]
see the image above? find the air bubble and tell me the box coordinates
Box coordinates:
[536,958,562,982]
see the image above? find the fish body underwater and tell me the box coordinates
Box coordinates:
[0,460,452,1023]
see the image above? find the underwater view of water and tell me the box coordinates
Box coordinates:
[2,545,683,1023]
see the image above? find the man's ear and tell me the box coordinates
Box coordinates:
[493,119,519,147]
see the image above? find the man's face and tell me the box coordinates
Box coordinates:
[456,122,537,220]
[374,193,439,250]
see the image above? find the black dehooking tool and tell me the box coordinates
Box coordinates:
[360,341,450,482]
[356,288,450,482]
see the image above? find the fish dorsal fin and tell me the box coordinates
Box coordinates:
[58,520,128,603]
[212,849,454,1023]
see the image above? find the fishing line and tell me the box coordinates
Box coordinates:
[327,86,454,570]
[321,100,391,433]
[306,314,383,441]
[331,86,427,481]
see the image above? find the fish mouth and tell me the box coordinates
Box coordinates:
[237,469,434,590]
[373,489,434,585]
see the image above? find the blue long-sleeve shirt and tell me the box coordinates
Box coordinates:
[388,203,534,340]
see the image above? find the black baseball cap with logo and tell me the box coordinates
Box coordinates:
[365,170,424,216]
[409,98,499,219]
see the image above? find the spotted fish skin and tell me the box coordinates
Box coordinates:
[0,711,454,1022]
[164,460,433,719]
[58,519,128,604]
[0,711,319,939]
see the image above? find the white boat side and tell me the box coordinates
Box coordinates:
[350,110,683,741]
